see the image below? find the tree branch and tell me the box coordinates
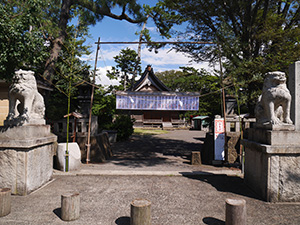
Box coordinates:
[286,3,300,29]
[76,0,146,23]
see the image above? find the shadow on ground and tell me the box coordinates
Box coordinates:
[115,216,130,225]
[53,208,61,220]
[203,217,225,225]
[110,134,203,168]
[182,174,261,200]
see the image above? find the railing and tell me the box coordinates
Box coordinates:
[225,117,256,133]
[143,119,163,124]
[51,116,98,139]
[171,119,185,124]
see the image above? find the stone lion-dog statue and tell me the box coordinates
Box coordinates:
[5,69,45,125]
[255,71,293,125]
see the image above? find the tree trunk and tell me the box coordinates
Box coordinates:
[43,0,72,82]
[0,188,11,217]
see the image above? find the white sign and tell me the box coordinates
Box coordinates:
[214,118,225,160]
[116,94,199,111]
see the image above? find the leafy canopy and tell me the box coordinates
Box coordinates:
[154,0,300,114]
[107,48,141,90]
[0,0,49,80]
[156,67,221,117]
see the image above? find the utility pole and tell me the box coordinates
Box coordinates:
[131,15,149,88]
[86,37,100,164]
[219,45,228,163]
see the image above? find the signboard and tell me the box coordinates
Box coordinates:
[214,118,225,160]
[116,94,199,111]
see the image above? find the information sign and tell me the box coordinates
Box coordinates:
[214,118,225,160]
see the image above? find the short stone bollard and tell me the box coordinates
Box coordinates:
[130,199,151,225]
[191,151,202,165]
[61,192,80,221]
[225,198,246,225]
[0,188,11,217]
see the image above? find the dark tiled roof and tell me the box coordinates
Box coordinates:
[130,67,170,91]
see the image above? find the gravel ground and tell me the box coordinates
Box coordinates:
[1,175,300,225]
[1,130,300,224]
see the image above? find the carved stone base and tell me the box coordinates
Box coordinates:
[242,129,300,202]
[253,123,295,131]
[4,117,45,127]
[0,125,57,195]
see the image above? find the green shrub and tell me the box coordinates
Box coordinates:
[111,115,134,141]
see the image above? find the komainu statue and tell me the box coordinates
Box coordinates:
[255,71,293,125]
[5,69,45,126]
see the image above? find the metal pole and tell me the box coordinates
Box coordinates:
[86,37,100,164]
[219,45,228,163]
[94,41,214,45]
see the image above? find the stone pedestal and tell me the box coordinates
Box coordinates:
[242,127,300,202]
[0,125,57,195]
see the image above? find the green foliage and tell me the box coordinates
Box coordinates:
[0,0,50,80]
[134,128,168,135]
[142,1,186,51]
[45,89,79,121]
[92,88,133,141]
[45,19,91,120]
[156,66,221,117]
[107,48,141,90]
[111,115,134,141]
[92,87,116,130]
[155,0,300,114]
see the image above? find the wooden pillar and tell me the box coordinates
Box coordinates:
[130,199,151,225]
[191,151,202,165]
[225,198,246,225]
[61,192,80,221]
[0,188,11,217]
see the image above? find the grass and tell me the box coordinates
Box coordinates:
[134,128,169,135]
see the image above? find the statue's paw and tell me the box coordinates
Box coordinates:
[271,117,282,125]
[284,118,293,124]
[6,113,15,120]
[18,114,29,122]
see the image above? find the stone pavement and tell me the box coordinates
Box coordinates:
[1,130,300,224]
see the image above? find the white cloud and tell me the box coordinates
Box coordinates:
[140,47,215,73]
[95,66,120,86]
[83,44,217,76]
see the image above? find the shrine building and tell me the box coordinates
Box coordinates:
[116,65,200,128]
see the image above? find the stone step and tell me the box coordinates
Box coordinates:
[162,122,173,128]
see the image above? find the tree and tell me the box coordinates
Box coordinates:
[0,1,149,82]
[107,48,141,90]
[0,0,50,80]
[154,0,300,114]
[156,67,221,117]
[43,0,147,82]
[92,86,116,130]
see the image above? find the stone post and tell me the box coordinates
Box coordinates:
[225,198,246,225]
[289,61,300,130]
[0,188,11,217]
[191,151,202,165]
[130,199,151,225]
[61,192,80,221]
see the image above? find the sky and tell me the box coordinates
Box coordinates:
[81,0,215,86]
